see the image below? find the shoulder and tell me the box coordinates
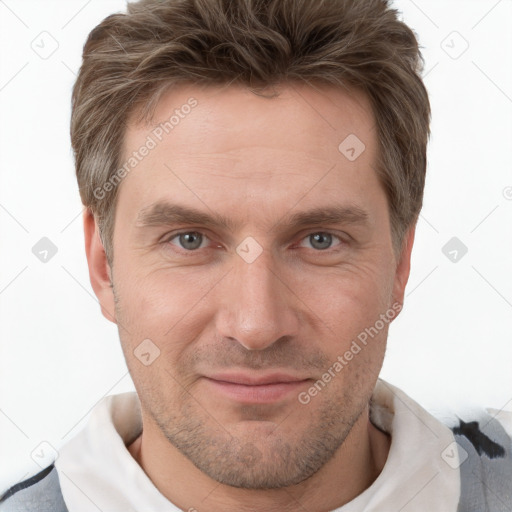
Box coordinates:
[0,464,68,512]
[446,408,512,511]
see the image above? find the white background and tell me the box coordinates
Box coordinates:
[0,0,511,491]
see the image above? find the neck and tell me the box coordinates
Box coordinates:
[128,406,390,511]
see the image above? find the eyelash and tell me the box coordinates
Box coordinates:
[162,230,346,253]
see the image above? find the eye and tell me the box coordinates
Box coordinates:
[167,231,209,251]
[163,230,345,254]
[298,232,343,251]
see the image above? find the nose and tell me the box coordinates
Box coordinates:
[215,247,300,351]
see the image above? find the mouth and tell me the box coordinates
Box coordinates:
[203,372,311,404]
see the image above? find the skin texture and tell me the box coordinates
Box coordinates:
[84,82,415,511]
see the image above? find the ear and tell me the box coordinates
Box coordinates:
[391,222,417,309]
[83,208,117,324]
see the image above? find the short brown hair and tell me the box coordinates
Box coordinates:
[71,0,430,266]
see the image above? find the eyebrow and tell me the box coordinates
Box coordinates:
[135,201,371,232]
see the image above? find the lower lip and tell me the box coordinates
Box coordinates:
[204,378,309,403]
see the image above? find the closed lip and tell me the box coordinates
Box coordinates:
[204,372,310,386]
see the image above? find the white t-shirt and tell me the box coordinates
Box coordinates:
[52,378,504,511]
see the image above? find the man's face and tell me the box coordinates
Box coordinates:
[93,83,411,489]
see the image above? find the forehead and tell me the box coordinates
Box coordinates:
[118,82,382,223]
[126,81,375,158]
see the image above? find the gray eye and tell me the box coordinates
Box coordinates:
[309,233,332,250]
[178,232,203,250]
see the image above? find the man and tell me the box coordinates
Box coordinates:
[1,0,510,510]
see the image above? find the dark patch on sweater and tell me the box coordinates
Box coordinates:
[453,419,506,459]
[0,464,54,503]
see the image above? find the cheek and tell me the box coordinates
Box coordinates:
[113,272,207,399]
[115,266,221,358]
[290,260,392,341]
